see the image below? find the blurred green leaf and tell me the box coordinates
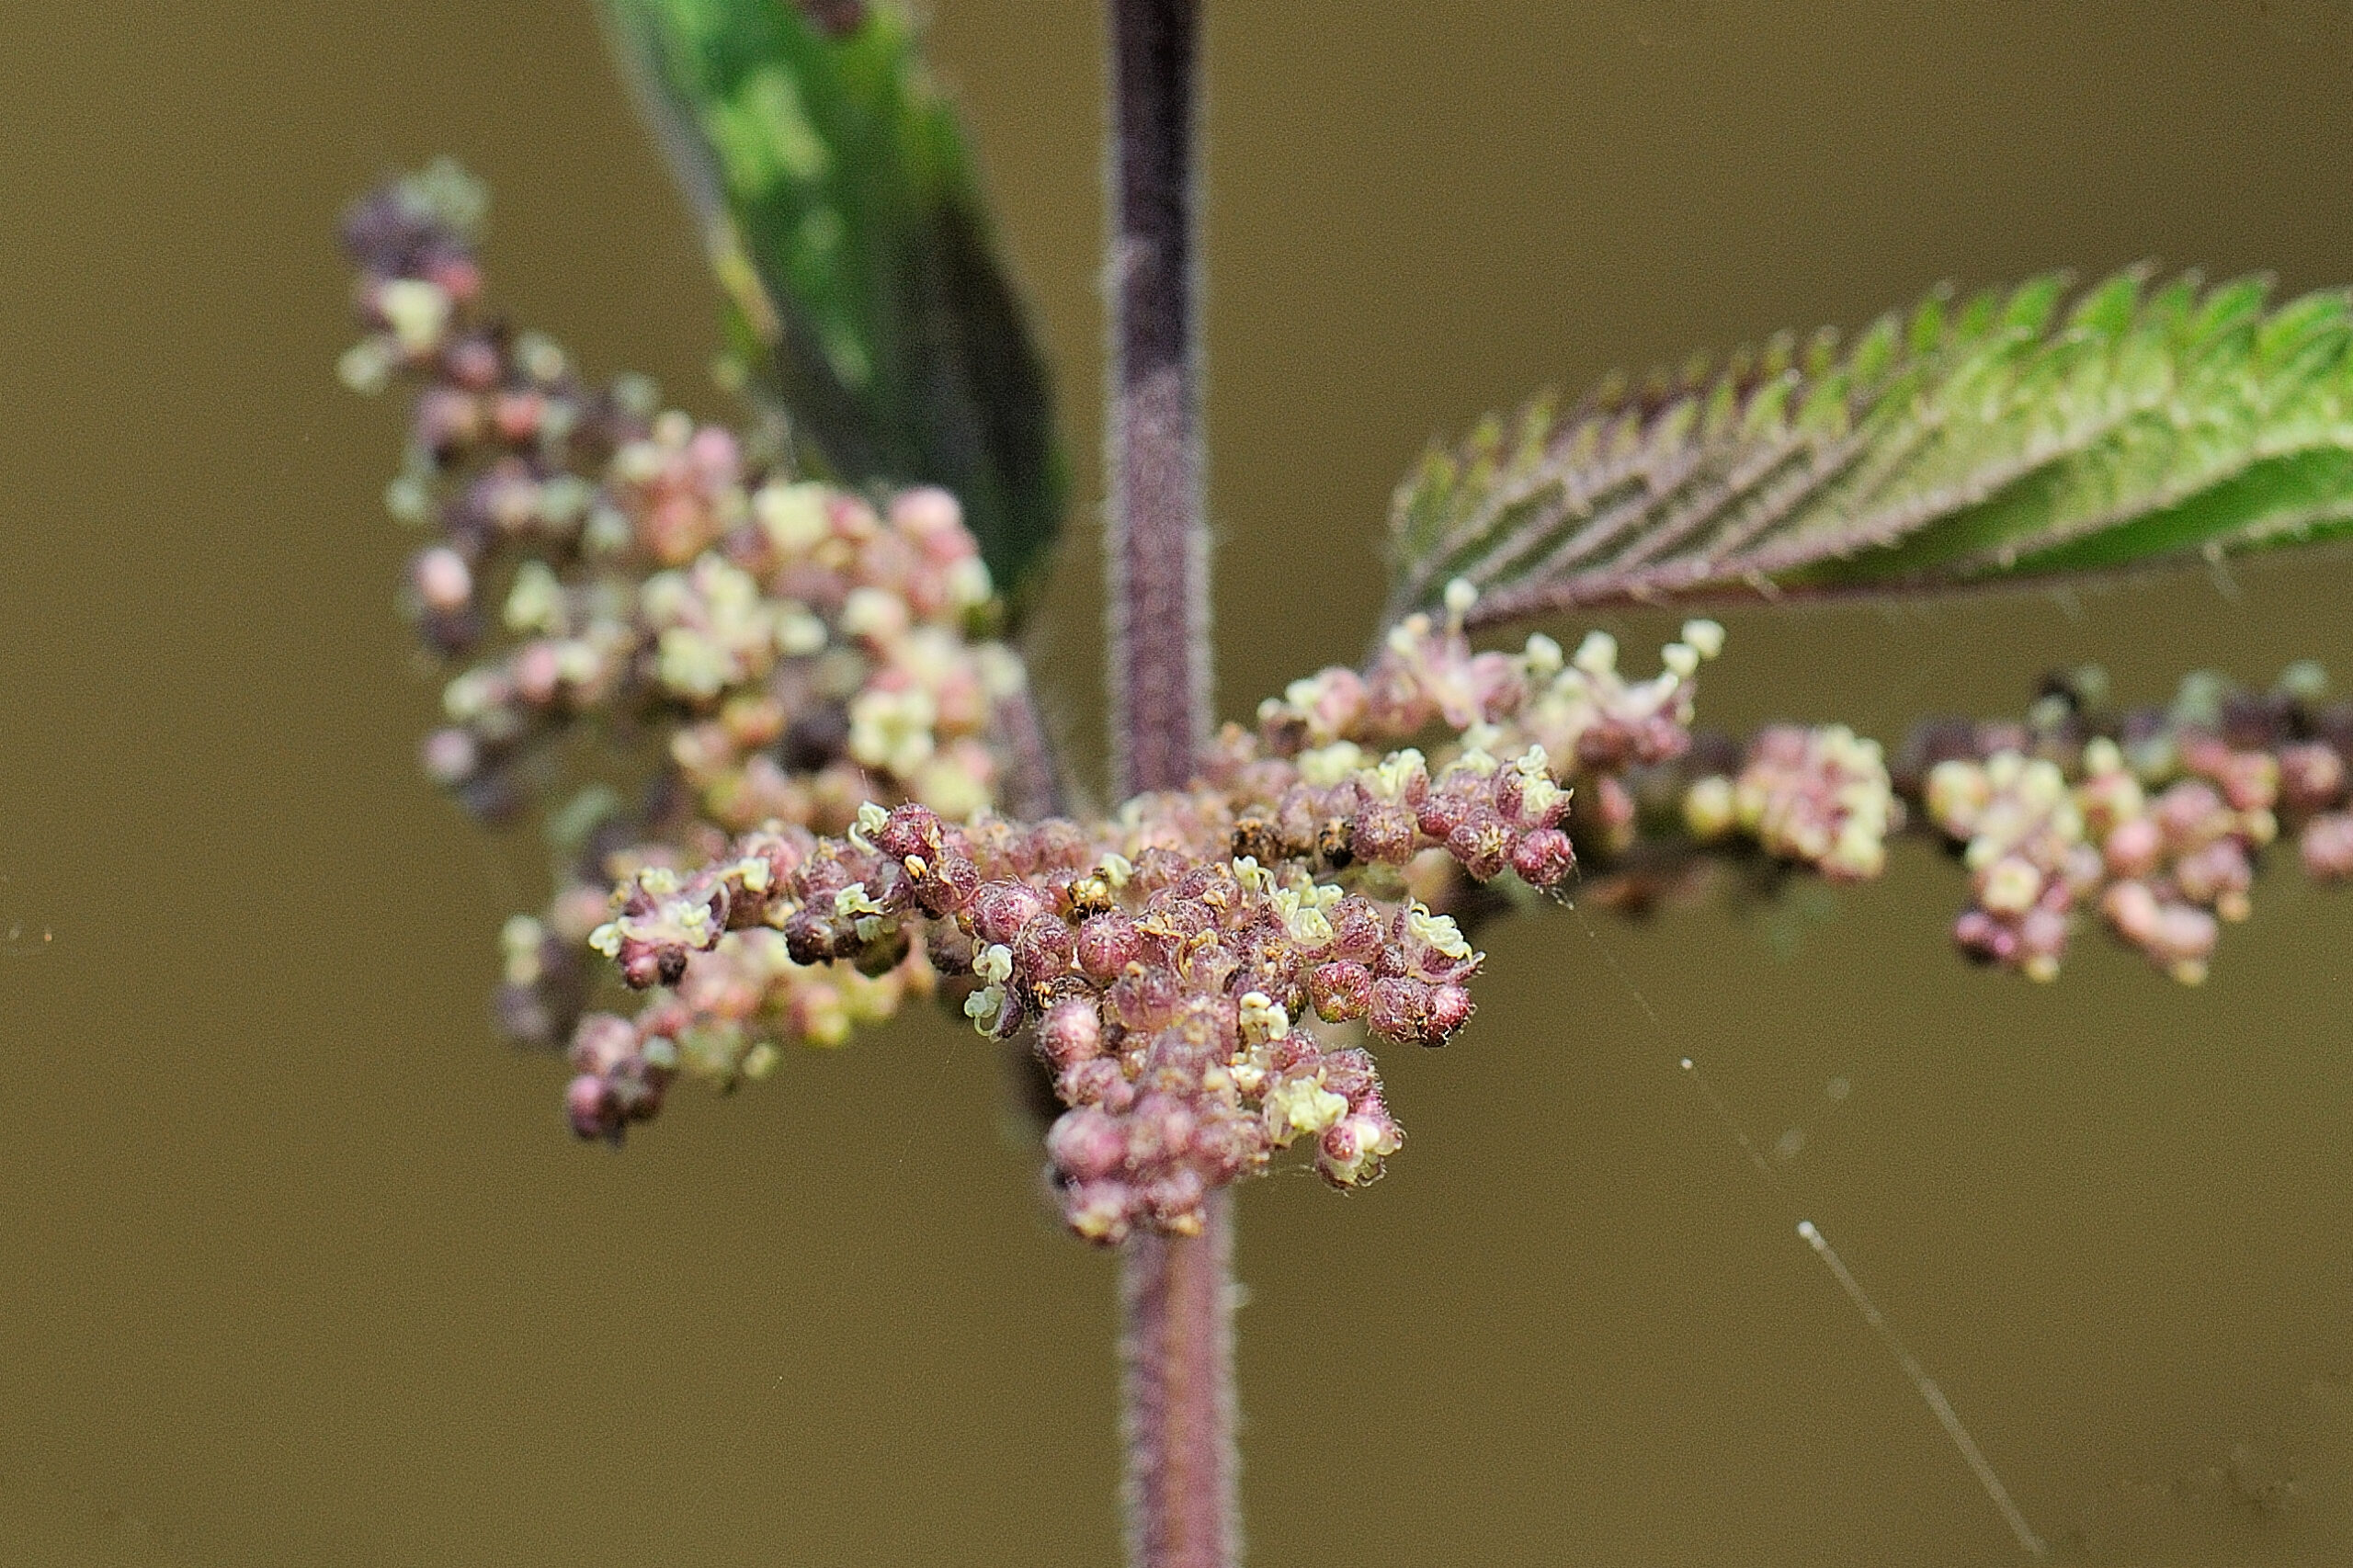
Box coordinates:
[1389,269,2353,629]
[598,0,1066,600]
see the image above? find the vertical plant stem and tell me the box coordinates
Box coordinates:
[1107,3,1233,1566]
[1108,0,1208,802]
[1122,1190,1236,1568]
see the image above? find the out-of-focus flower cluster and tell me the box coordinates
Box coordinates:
[341,162,1018,831]
[342,164,1029,1098]
[1681,724,1898,883]
[1897,665,2353,983]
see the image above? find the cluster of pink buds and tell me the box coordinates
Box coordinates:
[1251,578,1719,867]
[342,165,1038,1100]
[1681,724,1898,883]
[563,575,1772,1237]
[341,165,1022,835]
[584,801,1483,1238]
[1903,665,2353,983]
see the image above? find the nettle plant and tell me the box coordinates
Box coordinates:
[339,4,2353,1562]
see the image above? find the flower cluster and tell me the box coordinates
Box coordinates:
[341,163,1020,833]
[1899,665,2353,983]
[347,167,2353,1259]
[576,583,1780,1240]
[564,562,1982,1239]
[1681,724,1899,883]
[342,165,1031,1079]
[584,801,1482,1239]
[1252,581,1722,871]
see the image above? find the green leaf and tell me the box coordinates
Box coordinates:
[597,0,1066,600]
[1386,269,2353,629]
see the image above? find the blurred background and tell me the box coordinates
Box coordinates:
[4,1,2352,1562]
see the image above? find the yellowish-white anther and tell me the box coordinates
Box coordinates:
[1238,991,1290,1045]
[377,278,452,354]
[1370,748,1427,801]
[1406,900,1472,960]
[503,560,564,635]
[1443,577,1479,630]
[833,882,886,920]
[1573,631,1620,676]
[1296,741,1366,788]
[1510,746,1563,820]
[1265,1075,1350,1145]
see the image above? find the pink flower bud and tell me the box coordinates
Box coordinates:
[1059,1055,1129,1110]
[1415,792,1470,841]
[1143,1168,1209,1233]
[1509,827,1576,888]
[1110,964,1183,1032]
[1424,983,1474,1040]
[445,336,501,390]
[1046,1107,1128,1182]
[781,908,844,967]
[2101,880,2163,947]
[2300,812,2353,881]
[2153,779,2225,846]
[618,939,689,991]
[1953,908,2017,966]
[492,390,544,445]
[1592,775,1637,835]
[914,855,979,917]
[568,1013,637,1074]
[1039,997,1103,1071]
[1447,817,1511,881]
[565,1074,619,1141]
[1368,976,1430,1041]
[1309,960,1373,1022]
[1013,915,1076,983]
[1328,897,1386,962]
[411,546,472,612]
[971,881,1048,947]
[2279,743,2347,813]
[1349,801,1418,865]
[420,726,479,785]
[1062,1178,1136,1245]
[2102,816,2163,880]
[889,484,965,548]
[877,803,942,859]
[1075,913,1143,980]
[2173,839,2252,909]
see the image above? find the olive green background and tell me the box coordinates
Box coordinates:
[5,2,2353,1562]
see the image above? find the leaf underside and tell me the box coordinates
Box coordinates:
[1388,269,2353,630]
[597,0,1066,600]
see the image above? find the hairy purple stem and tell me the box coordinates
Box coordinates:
[1122,1190,1237,1568]
[1108,0,1209,802]
[995,684,1068,823]
[1107,2,1233,1565]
